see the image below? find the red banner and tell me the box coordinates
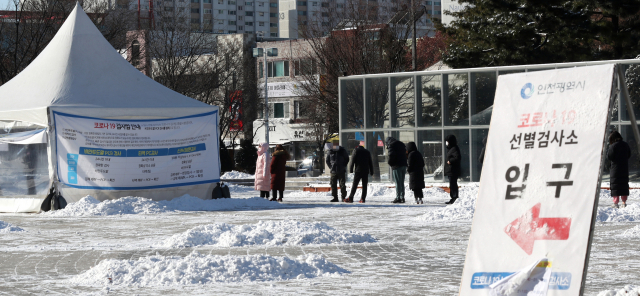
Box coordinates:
[229,90,243,131]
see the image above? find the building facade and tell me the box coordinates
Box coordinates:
[339,59,640,183]
[253,38,323,169]
[131,0,280,36]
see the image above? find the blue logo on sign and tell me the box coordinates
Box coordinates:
[521,83,534,99]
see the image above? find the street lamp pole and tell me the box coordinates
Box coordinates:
[253,47,278,177]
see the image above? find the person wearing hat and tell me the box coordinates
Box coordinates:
[326,139,350,202]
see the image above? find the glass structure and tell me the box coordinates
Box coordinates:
[339,60,640,182]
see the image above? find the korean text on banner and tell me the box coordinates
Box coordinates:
[459,64,615,296]
[53,111,220,190]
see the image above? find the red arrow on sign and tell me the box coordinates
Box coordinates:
[504,203,572,255]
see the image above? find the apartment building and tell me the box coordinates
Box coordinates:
[133,0,280,36]
[277,0,442,39]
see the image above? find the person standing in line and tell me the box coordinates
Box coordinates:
[406,142,425,204]
[254,142,271,199]
[386,137,408,203]
[444,135,461,205]
[607,130,631,208]
[270,144,290,202]
[347,145,374,203]
[326,139,350,202]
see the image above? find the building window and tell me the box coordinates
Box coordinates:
[246,11,253,16]
[218,20,224,24]
[191,18,200,23]
[191,0,199,2]
[337,3,343,8]
[321,2,328,7]
[269,2,277,7]
[228,10,236,14]
[164,6,174,11]
[203,0,211,2]
[218,0,223,3]
[296,1,306,5]
[238,16,243,20]
[239,5,243,10]
[294,101,307,119]
[229,20,236,25]
[312,1,317,5]
[239,26,244,30]
[267,61,290,77]
[270,22,278,27]
[131,40,140,67]
[228,0,235,4]
[297,11,307,15]
[259,12,264,16]
[259,21,264,26]
[259,62,263,78]
[321,12,328,17]
[434,10,441,15]
[270,12,277,17]
[272,102,289,118]
[204,9,212,13]
[218,9,224,13]
[245,1,252,5]
[270,32,278,37]
[246,21,253,25]
[229,30,237,33]
[258,2,264,6]
[191,8,200,13]
[293,59,317,76]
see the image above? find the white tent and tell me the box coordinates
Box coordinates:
[0,3,220,212]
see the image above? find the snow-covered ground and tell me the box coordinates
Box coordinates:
[220,170,255,179]
[0,182,638,295]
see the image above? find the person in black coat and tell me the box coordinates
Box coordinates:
[444,135,461,204]
[607,131,631,208]
[386,137,408,203]
[326,140,350,202]
[347,145,374,203]
[406,142,425,204]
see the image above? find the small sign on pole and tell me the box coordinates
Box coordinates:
[459,64,617,295]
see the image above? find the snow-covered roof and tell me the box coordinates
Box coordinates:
[0,3,213,125]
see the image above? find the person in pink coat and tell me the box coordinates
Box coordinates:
[254,142,271,198]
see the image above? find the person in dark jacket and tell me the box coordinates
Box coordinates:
[347,145,374,203]
[444,135,461,204]
[386,137,408,203]
[607,131,631,208]
[326,140,350,202]
[406,142,425,204]
[270,144,290,202]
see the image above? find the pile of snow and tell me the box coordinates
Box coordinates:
[0,220,24,233]
[70,252,348,286]
[620,225,640,238]
[418,185,478,221]
[45,195,284,217]
[596,203,640,222]
[597,285,640,296]
[221,171,255,179]
[159,220,376,248]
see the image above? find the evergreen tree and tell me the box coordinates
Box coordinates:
[591,0,640,60]
[234,140,258,174]
[439,0,594,68]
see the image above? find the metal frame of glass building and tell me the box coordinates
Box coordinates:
[339,59,640,183]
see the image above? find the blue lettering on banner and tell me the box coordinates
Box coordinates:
[548,272,571,290]
[68,172,78,184]
[168,143,206,155]
[470,272,571,290]
[67,153,78,184]
[126,149,169,157]
[79,147,126,157]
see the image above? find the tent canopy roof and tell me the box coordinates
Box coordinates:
[0,3,213,125]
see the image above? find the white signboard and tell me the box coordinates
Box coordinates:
[53,111,220,190]
[265,81,307,98]
[253,119,313,144]
[441,0,467,25]
[459,64,615,295]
